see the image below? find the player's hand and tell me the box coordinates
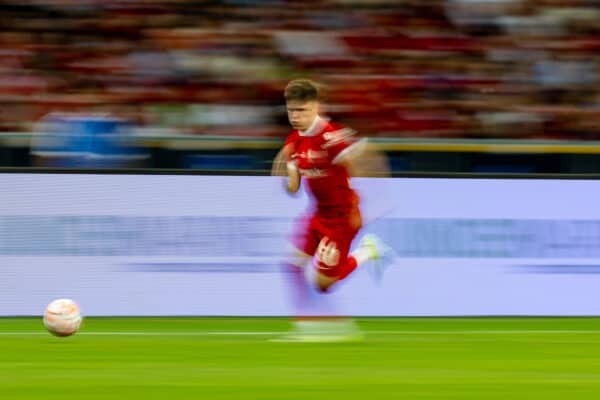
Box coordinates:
[286,165,301,193]
[271,151,288,177]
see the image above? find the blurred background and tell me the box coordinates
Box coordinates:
[1,0,600,173]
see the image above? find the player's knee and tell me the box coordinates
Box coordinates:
[316,237,341,268]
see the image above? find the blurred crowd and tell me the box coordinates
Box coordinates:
[1,0,600,143]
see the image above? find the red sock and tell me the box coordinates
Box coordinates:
[336,256,358,281]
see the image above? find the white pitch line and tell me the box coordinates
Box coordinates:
[1,330,600,336]
[372,329,600,335]
[0,331,278,336]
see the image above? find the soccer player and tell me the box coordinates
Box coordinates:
[272,79,390,340]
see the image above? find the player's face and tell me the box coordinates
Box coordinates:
[286,100,319,131]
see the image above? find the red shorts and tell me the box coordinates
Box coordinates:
[293,209,361,278]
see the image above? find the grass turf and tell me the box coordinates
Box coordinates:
[2,317,600,399]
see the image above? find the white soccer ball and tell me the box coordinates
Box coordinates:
[43,299,82,337]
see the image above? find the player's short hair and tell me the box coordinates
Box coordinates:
[284,79,319,102]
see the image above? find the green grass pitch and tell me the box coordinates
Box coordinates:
[2,317,600,399]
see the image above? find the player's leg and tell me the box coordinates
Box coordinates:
[283,246,313,314]
[283,215,329,316]
[311,231,355,292]
[281,239,363,342]
[311,226,390,292]
[308,208,364,291]
[278,218,364,342]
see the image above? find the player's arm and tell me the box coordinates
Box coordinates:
[346,142,390,178]
[271,144,301,193]
[332,136,390,178]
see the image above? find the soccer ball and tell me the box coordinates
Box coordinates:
[43,299,82,337]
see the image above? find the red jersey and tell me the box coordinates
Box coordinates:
[286,117,362,216]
